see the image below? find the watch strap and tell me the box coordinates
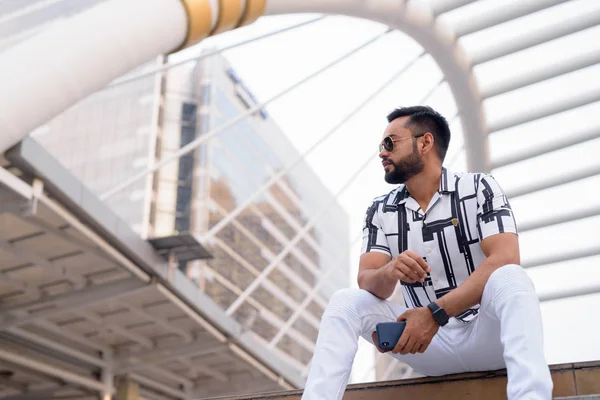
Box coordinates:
[427,302,449,326]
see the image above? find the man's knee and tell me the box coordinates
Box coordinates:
[324,288,379,319]
[485,264,535,300]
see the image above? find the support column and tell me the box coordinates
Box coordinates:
[100,350,114,400]
[142,55,167,240]
[116,378,140,400]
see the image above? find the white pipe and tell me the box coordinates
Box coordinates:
[432,0,476,15]
[0,347,108,393]
[453,0,570,37]
[0,0,67,25]
[7,327,105,368]
[519,204,600,233]
[506,163,600,199]
[0,0,188,153]
[488,90,600,134]
[482,48,600,99]
[539,285,600,302]
[523,244,600,269]
[35,320,111,353]
[472,7,600,65]
[491,125,600,169]
[130,373,187,399]
[108,16,327,88]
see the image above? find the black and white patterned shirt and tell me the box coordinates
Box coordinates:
[361,168,517,322]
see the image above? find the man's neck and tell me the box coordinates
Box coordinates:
[405,164,443,212]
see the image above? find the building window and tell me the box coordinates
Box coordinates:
[175,102,197,233]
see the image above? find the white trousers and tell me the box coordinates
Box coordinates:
[302,264,553,400]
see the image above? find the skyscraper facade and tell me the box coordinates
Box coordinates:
[34,50,350,371]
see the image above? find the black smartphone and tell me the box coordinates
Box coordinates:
[375,321,407,351]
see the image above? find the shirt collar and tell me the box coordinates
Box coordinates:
[392,167,456,206]
[439,167,456,194]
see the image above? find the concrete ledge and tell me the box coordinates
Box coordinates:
[214,361,600,400]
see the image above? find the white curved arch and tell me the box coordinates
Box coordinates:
[0,0,489,171]
[265,0,489,171]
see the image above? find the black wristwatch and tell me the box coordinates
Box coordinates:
[427,302,449,327]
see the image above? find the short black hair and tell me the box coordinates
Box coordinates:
[386,106,451,161]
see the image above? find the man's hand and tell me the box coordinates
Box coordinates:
[393,307,439,355]
[385,251,430,283]
[371,331,389,353]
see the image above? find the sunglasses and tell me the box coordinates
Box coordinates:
[378,133,425,152]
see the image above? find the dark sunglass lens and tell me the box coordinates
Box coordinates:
[384,137,394,151]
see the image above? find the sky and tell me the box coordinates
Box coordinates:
[168,0,600,382]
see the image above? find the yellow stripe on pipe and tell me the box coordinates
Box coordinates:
[236,0,267,28]
[173,0,213,52]
[211,0,244,35]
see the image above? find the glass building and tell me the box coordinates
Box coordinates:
[33,50,350,370]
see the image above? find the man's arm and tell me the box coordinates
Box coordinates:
[435,232,520,317]
[358,251,431,300]
[358,253,394,299]
[358,199,396,300]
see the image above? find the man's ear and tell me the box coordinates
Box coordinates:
[422,132,435,154]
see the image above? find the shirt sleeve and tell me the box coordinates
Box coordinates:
[361,200,391,256]
[476,174,518,240]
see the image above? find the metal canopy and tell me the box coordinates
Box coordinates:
[0,141,300,399]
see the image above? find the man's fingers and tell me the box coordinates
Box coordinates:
[400,256,427,281]
[391,263,418,283]
[393,331,409,354]
[397,259,422,281]
[403,251,430,274]
[398,269,417,283]
[401,337,417,355]
[417,343,428,353]
[386,263,404,281]
[400,253,427,276]
[414,255,431,274]
[409,340,421,354]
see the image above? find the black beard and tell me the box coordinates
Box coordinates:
[384,148,424,184]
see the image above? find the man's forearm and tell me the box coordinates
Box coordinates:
[358,266,396,300]
[435,255,509,317]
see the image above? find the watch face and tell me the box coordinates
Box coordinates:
[434,309,449,326]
